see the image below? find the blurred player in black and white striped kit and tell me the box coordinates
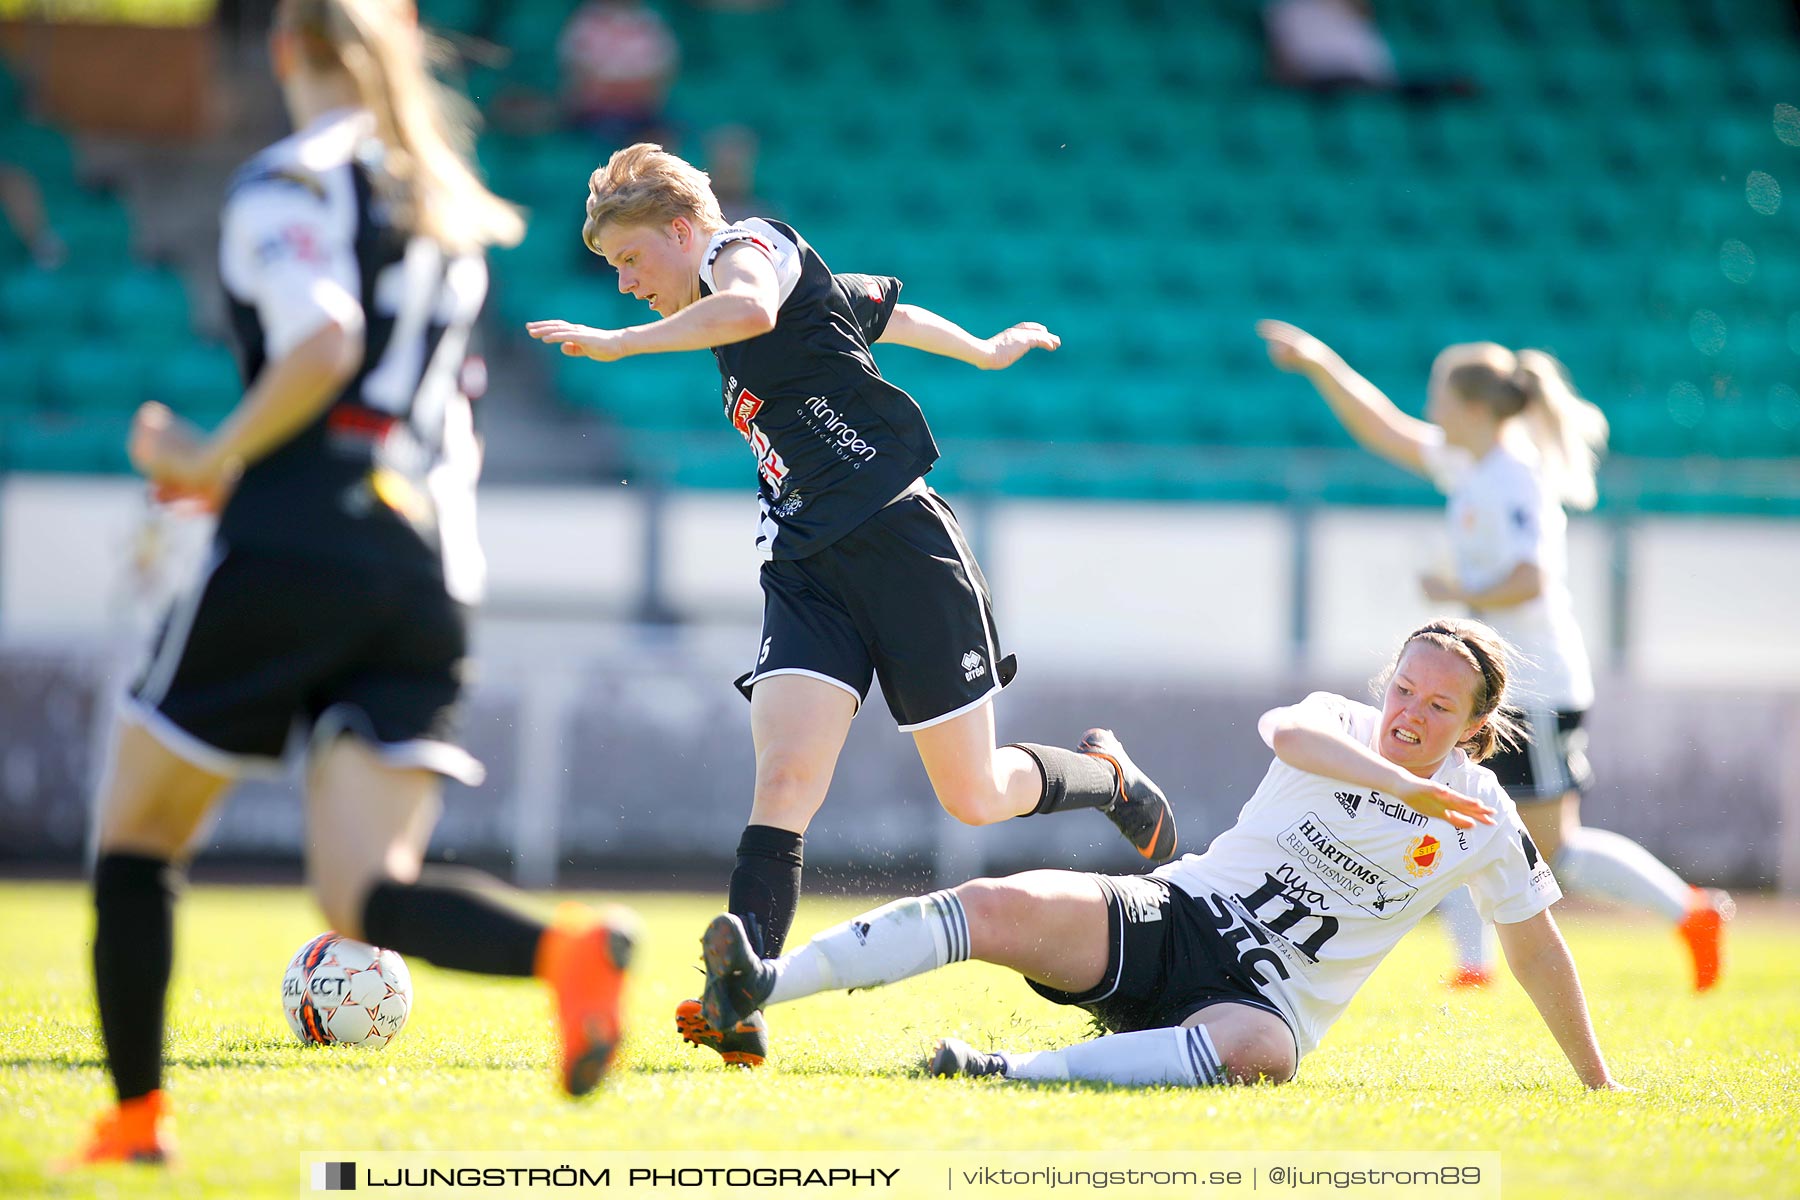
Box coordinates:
[1259,320,1731,995]
[529,143,1181,1067]
[67,0,634,1169]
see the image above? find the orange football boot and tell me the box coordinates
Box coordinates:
[535,904,637,1095]
[1676,887,1734,993]
[1446,965,1495,989]
[675,999,768,1067]
[62,1090,173,1168]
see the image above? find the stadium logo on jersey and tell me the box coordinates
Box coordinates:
[774,489,805,518]
[1334,790,1361,818]
[804,395,878,463]
[961,650,987,682]
[1368,790,1430,828]
[1276,814,1419,919]
[1403,834,1443,877]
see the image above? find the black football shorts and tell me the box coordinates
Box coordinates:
[1027,873,1300,1058]
[736,485,1016,730]
[1483,707,1590,804]
[127,544,483,784]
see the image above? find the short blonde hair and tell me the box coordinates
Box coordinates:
[582,143,724,255]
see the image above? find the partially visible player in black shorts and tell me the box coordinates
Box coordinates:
[1481,707,1591,802]
[528,144,1182,1066]
[68,0,635,1170]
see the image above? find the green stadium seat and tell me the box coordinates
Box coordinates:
[99,268,192,349]
[492,0,577,62]
[6,413,134,473]
[417,0,486,35]
[0,269,85,332]
[146,344,242,429]
[43,346,146,415]
[0,61,21,122]
[0,122,76,188]
[0,340,44,416]
[488,0,1800,492]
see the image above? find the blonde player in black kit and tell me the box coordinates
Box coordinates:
[65,0,634,1169]
[528,143,1179,1067]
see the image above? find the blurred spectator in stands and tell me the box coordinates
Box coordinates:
[704,124,776,223]
[559,0,681,148]
[1264,0,1474,98]
[0,163,65,269]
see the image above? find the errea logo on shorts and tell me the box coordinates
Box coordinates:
[961,650,986,682]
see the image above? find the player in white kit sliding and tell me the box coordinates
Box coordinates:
[1258,322,1729,993]
[695,620,1625,1090]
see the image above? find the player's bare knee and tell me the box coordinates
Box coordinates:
[753,753,827,809]
[1216,1032,1297,1086]
[950,876,1030,932]
[95,815,190,861]
[934,780,1009,826]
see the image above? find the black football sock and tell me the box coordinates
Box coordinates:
[727,825,805,957]
[92,853,183,1103]
[1010,743,1121,815]
[360,866,544,978]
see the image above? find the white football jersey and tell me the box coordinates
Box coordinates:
[1154,692,1559,1058]
[1420,431,1594,711]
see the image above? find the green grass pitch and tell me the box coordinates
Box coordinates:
[1,882,1794,1198]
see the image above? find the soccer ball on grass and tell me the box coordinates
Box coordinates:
[281,933,413,1048]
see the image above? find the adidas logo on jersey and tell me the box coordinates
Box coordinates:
[961,650,986,682]
[1334,790,1361,818]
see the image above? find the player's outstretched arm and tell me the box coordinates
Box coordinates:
[1256,319,1437,475]
[878,303,1060,369]
[130,317,361,508]
[1257,702,1496,829]
[527,241,780,361]
[1495,910,1625,1090]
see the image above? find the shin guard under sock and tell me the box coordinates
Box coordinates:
[727,825,806,956]
[93,854,182,1102]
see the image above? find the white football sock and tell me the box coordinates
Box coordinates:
[766,890,969,1006]
[1436,886,1495,971]
[1553,827,1692,922]
[1000,1025,1228,1087]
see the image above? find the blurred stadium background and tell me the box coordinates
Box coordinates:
[1,0,1797,897]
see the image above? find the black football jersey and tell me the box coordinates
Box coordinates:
[700,218,939,559]
[217,108,487,600]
